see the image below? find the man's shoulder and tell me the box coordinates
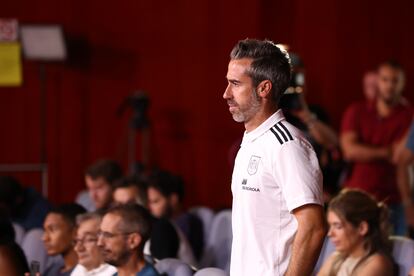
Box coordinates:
[262,120,303,145]
[345,100,371,114]
[137,262,160,276]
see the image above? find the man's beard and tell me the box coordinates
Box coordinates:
[231,89,261,123]
[104,248,132,267]
[378,91,400,106]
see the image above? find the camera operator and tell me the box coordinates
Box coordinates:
[279,53,341,201]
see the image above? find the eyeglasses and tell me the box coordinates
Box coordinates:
[96,231,137,240]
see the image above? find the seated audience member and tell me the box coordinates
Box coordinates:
[0,217,30,275]
[148,171,202,262]
[318,189,394,276]
[0,240,30,276]
[113,176,148,206]
[42,203,86,276]
[84,159,123,211]
[97,204,159,276]
[112,178,180,262]
[71,212,116,276]
[0,176,51,231]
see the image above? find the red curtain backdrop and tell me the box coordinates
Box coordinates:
[1,0,414,208]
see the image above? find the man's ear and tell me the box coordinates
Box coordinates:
[128,233,142,250]
[358,221,369,236]
[169,193,179,207]
[257,80,272,98]
[71,227,78,240]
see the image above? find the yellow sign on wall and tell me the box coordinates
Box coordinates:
[0,42,22,86]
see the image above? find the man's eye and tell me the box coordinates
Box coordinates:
[86,238,97,243]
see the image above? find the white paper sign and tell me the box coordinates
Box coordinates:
[20,25,66,61]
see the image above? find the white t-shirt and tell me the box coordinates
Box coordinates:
[230,110,323,276]
[70,263,117,276]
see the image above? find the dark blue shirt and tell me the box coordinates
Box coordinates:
[112,262,160,276]
[12,187,51,231]
[406,120,414,152]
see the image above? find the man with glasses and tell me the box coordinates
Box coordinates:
[97,204,159,276]
[71,212,116,276]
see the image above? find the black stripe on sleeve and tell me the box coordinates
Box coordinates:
[270,127,284,144]
[274,124,288,142]
[278,122,294,141]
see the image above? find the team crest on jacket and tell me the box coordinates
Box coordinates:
[247,155,261,175]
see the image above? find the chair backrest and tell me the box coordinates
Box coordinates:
[189,206,215,245]
[21,228,62,274]
[313,237,335,273]
[391,236,414,276]
[154,258,193,276]
[75,189,95,212]
[174,224,197,267]
[200,209,232,272]
[12,223,26,246]
[194,267,228,276]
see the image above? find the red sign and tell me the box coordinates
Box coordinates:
[0,19,18,42]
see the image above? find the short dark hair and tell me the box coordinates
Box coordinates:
[230,39,291,104]
[114,175,148,205]
[378,59,403,71]
[147,170,185,202]
[0,176,23,208]
[76,211,103,226]
[105,204,152,251]
[85,159,123,186]
[49,203,87,228]
[0,217,15,242]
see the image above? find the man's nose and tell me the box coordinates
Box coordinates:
[74,242,83,252]
[223,85,231,99]
[97,236,104,247]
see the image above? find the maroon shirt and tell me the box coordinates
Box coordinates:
[341,100,413,204]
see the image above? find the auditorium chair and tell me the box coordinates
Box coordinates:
[194,267,228,276]
[154,258,193,276]
[200,209,232,273]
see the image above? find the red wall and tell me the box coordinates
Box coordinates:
[1,0,414,208]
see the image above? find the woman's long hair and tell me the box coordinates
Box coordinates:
[328,189,392,275]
